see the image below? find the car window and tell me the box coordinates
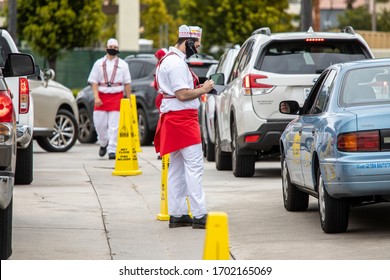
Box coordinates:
[0,36,12,67]
[127,61,144,79]
[341,66,390,106]
[142,62,155,77]
[300,70,329,114]
[309,69,336,114]
[215,52,228,73]
[229,40,254,82]
[257,39,369,75]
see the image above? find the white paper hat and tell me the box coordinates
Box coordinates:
[178,25,202,38]
[107,38,119,47]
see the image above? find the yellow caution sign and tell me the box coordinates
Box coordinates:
[157,154,170,221]
[130,94,142,153]
[112,98,142,176]
[203,212,230,260]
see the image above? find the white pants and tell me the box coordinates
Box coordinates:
[168,143,207,218]
[93,110,120,154]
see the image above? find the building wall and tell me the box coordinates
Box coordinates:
[117,0,140,51]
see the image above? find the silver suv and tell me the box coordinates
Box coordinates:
[212,26,374,177]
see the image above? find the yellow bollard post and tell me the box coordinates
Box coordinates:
[112,98,142,176]
[130,94,142,153]
[203,212,230,260]
[186,197,192,218]
[157,154,170,221]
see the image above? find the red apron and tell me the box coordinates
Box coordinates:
[154,109,201,156]
[153,52,201,155]
[94,58,123,111]
[94,92,123,111]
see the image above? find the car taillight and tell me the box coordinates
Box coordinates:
[0,91,13,122]
[242,74,274,95]
[188,61,204,66]
[245,134,260,143]
[19,77,30,114]
[337,130,380,152]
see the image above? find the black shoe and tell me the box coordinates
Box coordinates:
[99,145,107,157]
[108,153,116,160]
[169,215,193,228]
[193,214,207,229]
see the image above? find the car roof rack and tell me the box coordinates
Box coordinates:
[252,27,271,36]
[341,26,355,34]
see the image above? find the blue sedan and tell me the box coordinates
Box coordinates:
[279,58,390,233]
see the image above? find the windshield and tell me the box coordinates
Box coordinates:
[341,66,390,106]
[257,39,370,75]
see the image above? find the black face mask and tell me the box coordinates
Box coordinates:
[185,41,197,59]
[106,48,119,56]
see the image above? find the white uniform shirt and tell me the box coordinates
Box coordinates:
[156,46,200,113]
[87,56,131,94]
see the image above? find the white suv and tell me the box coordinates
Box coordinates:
[212,26,374,177]
[0,29,34,184]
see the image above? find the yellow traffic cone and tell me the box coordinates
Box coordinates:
[112,98,142,176]
[130,94,142,153]
[203,212,230,260]
[157,154,170,221]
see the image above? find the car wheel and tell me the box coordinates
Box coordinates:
[205,128,215,162]
[281,153,309,211]
[78,107,97,143]
[231,120,255,177]
[0,199,13,260]
[317,167,349,233]
[137,108,153,146]
[214,120,232,170]
[36,109,78,152]
[15,140,33,185]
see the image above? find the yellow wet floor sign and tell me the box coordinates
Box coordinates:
[112,98,142,176]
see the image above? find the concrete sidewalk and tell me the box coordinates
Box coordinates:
[11,142,207,260]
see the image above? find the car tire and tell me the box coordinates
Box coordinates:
[36,109,78,152]
[15,140,33,185]
[0,199,13,260]
[215,120,232,170]
[78,107,97,143]
[317,167,349,233]
[137,108,153,146]
[232,120,255,177]
[205,129,215,162]
[281,153,309,211]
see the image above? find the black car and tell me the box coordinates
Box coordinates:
[76,53,218,146]
[77,55,159,146]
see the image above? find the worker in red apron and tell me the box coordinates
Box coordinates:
[154,25,215,229]
[88,38,131,159]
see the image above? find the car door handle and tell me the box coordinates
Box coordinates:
[312,129,316,136]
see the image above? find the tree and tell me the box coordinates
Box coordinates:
[177,0,292,54]
[141,0,177,49]
[17,0,105,71]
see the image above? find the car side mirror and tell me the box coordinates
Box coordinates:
[44,68,55,81]
[3,53,36,77]
[210,73,225,86]
[279,100,301,115]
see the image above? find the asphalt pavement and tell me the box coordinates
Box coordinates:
[10,140,390,261]
[11,142,207,260]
